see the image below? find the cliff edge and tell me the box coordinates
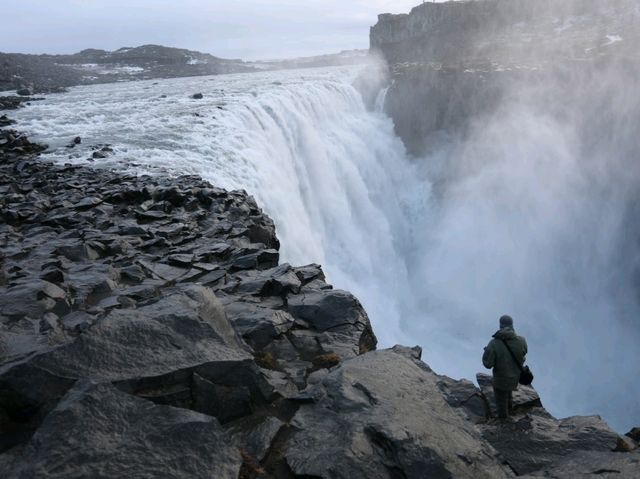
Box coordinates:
[1,107,638,476]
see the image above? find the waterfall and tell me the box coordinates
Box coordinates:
[11,65,640,431]
[202,75,421,346]
[10,67,422,347]
[374,86,389,113]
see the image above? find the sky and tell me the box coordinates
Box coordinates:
[0,0,428,60]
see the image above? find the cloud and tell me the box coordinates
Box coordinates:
[0,0,431,59]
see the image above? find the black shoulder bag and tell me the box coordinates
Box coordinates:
[500,339,534,386]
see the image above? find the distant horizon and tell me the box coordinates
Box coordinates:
[0,43,370,63]
[0,0,431,61]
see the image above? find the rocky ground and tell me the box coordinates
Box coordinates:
[0,112,639,477]
[0,45,255,93]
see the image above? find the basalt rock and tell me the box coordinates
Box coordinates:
[0,381,243,479]
[0,129,634,477]
[286,346,512,479]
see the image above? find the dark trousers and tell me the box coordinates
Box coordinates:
[494,387,513,418]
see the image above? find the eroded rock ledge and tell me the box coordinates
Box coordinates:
[0,129,638,477]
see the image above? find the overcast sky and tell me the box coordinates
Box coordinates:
[1,0,429,60]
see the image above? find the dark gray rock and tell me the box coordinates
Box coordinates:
[32,285,249,381]
[192,92,204,99]
[288,289,361,330]
[0,280,66,319]
[61,311,95,334]
[0,381,242,478]
[437,374,489,423]
[66,136,82,148]
[230,249,279,271]
[521,450,640,478]
[167,253,195,267]
[1,126,632,478]
[480,413,622,475]
[477,372,542,416]
[287,289,377,357]
[235,263,301,296]
[40,267,64,284]
[74,196,102,210]
[137,259,188,282]
[627,427,640,444]
[226,415,285,463]
[225,302,295,350]
[285,346,512,478]
[56,243,100,262]
[293,263,326,284]
[65,263,119,305]
[119,264,146,283]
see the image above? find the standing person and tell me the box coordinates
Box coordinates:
[482,315,528,419]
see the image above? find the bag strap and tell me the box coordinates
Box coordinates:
[499,338,523,371]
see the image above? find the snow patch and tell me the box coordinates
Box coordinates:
[604,34,623,46]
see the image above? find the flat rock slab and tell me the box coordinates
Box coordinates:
[521,450,640,478]
[480,413,622,475]
[0,382,242,479]
[29,285,250,381]
[286,346,512,479]
[476,373,542,415]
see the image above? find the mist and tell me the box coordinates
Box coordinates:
[0,0,423,60]
[3,0,638,434]
[379,0,640,431]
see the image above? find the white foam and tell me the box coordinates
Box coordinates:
[11,67,419,346]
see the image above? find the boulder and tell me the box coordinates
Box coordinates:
[29,285,249,381]
[225,302,295,350]
[521,450,640,478]
[0,280,67,319]
[437,374,489,423]
[235,263,301,296]
[285,346,512,478]
[627,427,640,444]
[480,413,622,475]
[192,93,204,99]
[0,382,242,478]
[287,289,377,357]
[476,373,542,415]
[226,415,285,463]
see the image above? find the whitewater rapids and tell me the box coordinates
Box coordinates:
[7,66,639,432]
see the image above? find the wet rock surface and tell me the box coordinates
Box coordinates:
[0,127,636,477]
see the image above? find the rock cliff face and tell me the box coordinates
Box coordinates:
[370,0,640,156]
[1,111,638,476]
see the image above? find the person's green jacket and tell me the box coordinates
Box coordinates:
[482,327,528,391]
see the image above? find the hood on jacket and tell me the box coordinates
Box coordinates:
[493,327,517,340]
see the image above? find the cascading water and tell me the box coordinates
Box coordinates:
[8,64,639,431]
[9,67,423,348]
[374,86,389,113]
